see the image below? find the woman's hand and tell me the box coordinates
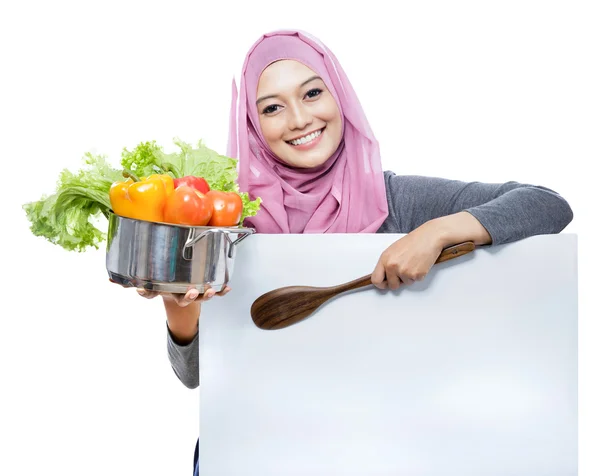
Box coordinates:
[371,212,492,290]
[371,224,443,290]
[136,286,231,306]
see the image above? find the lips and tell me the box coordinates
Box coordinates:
[286,127,325,146]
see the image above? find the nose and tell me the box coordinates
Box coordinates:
[287,102,312,131]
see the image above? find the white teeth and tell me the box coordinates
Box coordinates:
[289,129,322,146]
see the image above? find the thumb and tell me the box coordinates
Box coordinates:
[371,260,387,289]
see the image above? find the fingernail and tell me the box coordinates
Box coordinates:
[189,290,199,300]
[138,289,146,296]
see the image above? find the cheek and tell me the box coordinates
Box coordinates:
[316,98,342,130]
[321,100,343,140]
[259,118,284,144]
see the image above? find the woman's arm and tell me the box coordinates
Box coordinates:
[167,327,200,389]
[164,298,202,389]
[372,171,573,289]
[137,287,229,389]
[164,298,201,345]
[378,171,573,244]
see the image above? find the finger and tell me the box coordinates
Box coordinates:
[137,288,159,299]
[199,288,217,302]
[385,268,403,290]
[371,261,388,289]
[172,288,200,307]
[216,286,231,297]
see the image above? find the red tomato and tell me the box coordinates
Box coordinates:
[206,191,243,227]
[173,176,210,194]
[163,185,213,226]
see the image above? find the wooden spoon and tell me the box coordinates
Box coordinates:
[250,241,476,331]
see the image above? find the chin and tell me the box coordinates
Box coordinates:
[292,155,330,169]
[288,146,338,169]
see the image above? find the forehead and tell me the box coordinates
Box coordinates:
[256,60,319,95]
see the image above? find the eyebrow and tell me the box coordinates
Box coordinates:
[256,75,322,105]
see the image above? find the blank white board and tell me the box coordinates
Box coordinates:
[198,233,577,476]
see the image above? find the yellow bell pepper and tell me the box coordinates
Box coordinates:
[109,174,174,223]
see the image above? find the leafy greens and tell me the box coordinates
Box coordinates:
[23,138,262,252]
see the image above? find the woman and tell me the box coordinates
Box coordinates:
[139,30,573,473]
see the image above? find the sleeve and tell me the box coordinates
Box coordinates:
[166,324,199,389]
[381,171,574,245]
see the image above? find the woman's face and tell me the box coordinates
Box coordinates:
[256,60,343,169]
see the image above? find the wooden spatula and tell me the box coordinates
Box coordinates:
[250,241,476,330]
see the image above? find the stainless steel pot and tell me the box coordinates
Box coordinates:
[105,212,255,294]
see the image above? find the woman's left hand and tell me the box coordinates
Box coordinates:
[371,223,444,290]
[371,212,492,290]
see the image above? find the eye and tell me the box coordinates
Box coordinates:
[262,104,281,115]
[305,88,322,99]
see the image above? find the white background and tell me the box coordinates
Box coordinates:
[0,1,597,475]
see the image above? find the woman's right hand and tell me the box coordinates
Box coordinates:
[136,286,231,306]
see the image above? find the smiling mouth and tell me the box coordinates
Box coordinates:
[286,128,325,146]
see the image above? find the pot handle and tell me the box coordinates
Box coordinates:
[224,227,256,258]
[183,227,255,260]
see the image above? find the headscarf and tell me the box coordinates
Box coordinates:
[228,29,389,233]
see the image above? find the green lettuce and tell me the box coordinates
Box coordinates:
[119,140,164,179]
[122,138,237,187]
[23,138,262,252]
[23,153,123,252]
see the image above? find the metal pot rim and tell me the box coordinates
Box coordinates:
[108,210,255,234]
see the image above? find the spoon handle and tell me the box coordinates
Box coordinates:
[329,241,476,295]
[434,241,476,263]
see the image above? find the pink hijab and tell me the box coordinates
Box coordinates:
[228,30,389,234]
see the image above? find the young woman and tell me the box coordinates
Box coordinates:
[137,29,573,473]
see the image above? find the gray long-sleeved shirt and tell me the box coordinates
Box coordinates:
[167,170,574,389]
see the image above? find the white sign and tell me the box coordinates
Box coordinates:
[198,233,578,476]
